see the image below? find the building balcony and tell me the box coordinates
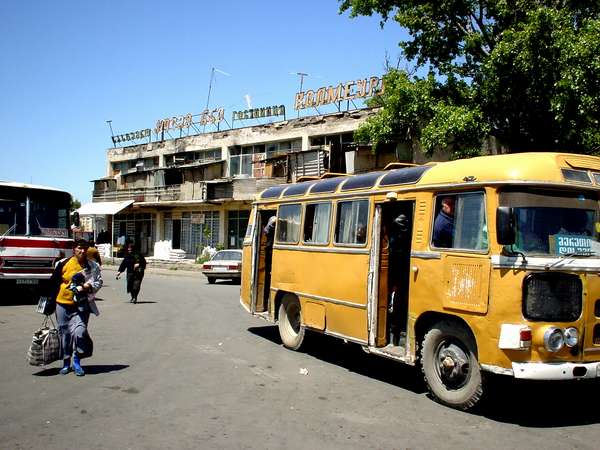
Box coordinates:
[93,176,288,205]
[93,185,182,203]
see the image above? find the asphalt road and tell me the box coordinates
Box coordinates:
[1,267,600,449]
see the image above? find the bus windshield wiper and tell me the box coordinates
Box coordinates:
[2,223,16,237]
[545,252,593,270]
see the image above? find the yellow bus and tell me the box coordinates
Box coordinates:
[240,152,600,410]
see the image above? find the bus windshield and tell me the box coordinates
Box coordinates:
[500,189,600,256]
[0,187,70,237]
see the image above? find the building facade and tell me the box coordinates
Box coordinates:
[91,108,402,257]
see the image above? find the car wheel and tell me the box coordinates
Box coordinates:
[207,277,216,284]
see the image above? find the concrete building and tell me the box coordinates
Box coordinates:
[89,108,402,258]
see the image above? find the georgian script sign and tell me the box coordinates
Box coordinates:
[40,227,69,237]
[112,129,151,144]
[294,75,385,110]
[232,105,285,121]
[199,108,225,125]
[155,113,193,134]
[555,234,593,255]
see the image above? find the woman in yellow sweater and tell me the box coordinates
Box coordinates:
[50,239,103,376]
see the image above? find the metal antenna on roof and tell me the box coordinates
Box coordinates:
[106,120,115,147]
[293,72,309,118]
[204,67,231,133]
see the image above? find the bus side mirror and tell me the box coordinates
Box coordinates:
[71,211,80,228]
[496,207,515,245]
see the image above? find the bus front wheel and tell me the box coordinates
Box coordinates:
[278,296,305,350]
[421,321,483,410]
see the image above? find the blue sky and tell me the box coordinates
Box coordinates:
[0,0,405,203]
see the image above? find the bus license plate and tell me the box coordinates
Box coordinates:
[16,279,39,285]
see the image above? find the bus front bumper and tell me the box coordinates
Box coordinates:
[512,361,600,380]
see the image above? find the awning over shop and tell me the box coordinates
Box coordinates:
[77,200,134,216]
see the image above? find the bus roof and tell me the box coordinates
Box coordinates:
[258,152,600,201]
[0,180,71,195]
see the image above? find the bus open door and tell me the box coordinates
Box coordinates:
[374,200,414,353]
[244,209,276,315]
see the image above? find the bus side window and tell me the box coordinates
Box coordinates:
[303,202,331,244]
[335,199,369,245]
[432,193,488,250]
[276,204,302,244]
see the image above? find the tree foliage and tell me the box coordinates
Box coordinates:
[340,1,600,157]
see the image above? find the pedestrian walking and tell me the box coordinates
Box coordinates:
[49,238,103,376]
[116,243,146,303]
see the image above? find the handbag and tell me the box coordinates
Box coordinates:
[27,316,61,366]
[36,295,56,316]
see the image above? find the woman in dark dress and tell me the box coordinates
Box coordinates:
[116,243,146,303]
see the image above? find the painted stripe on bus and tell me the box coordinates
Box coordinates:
[0,238,72,249]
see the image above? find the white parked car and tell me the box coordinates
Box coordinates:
[201,249,243,284]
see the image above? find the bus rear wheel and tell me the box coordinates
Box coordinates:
[278,296,305,350]
[421,321,483,410]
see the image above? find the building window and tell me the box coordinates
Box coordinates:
[113,212,156,256]
[227,210,250,249]
[166,149,221,167]
[166,211,220,256]
[229,145,265,177]
[265,139,302,158]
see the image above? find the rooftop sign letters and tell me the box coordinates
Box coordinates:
[232,105,285,121]
[294,75,384,110]
[199,108,225,126]
[155,113,193,135]
[112,128,151,145]
[154,109,225,136]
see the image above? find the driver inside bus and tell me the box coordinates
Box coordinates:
[432,196,455,248]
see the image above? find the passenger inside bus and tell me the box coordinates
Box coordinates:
[262,215,276,304]
[388,213,410,345]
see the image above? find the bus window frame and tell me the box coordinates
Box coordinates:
[333,198,370,248]
[275,203,303,245]
[430,190,489,254]
[302,201,332,246]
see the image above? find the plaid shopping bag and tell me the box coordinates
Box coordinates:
[27,316,61,366]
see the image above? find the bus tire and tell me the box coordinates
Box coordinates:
[278,296,305,350]
[421,321,482,410]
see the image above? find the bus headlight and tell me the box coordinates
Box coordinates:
[544,327,565,352]
[564,327,579,347]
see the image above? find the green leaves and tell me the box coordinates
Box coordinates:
[340,1,600,155]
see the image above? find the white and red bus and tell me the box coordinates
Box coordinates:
[0,181,74,291]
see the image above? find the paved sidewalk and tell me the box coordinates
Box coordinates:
[102,257,205,274]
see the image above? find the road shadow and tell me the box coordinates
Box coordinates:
[247,325,425,395]
[249,325,600,426]
[130,301,156,304]
[475,374,600,426]
[206,280,241,285]
[32,364,129,376]
[1,286,41,305]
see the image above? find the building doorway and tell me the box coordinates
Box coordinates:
[172,219,181,249]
